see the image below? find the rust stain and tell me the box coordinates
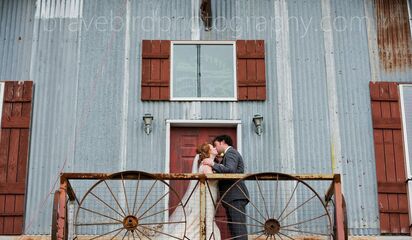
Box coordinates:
[376,0,412,72]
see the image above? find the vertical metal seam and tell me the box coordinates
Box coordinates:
[120,0,131,171]
[364,0,380,82]
[321,0,343,177]
[70,0,83,170]
[275,0,295,172]
[191,0,200,40]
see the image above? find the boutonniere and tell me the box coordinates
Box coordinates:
[220,152,225,157]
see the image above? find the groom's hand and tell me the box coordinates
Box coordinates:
[202,158,215,166]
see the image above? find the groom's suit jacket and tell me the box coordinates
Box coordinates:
[212,147,250,203]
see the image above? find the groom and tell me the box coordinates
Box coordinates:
[203,135,249,240]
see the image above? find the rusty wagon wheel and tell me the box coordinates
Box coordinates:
[51,189,68,240]
[213,172,333,240]
[74,171,187,239]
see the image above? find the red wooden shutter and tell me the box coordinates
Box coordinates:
[236,40,266,101]
[370,82,409,234]
[0,81,33,235]
[141,40,170,100]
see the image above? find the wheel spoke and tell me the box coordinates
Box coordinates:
[224,230,264,240]
[121,173,131,215]
[271,174,279,219]
[235,184,267,222]
[222,200,265,225]
[134,229,143,240]
[281,213,328,228]
[138,203,182,221]
[89,191,124,218]
[79,206,123,223]
[139,224,182,240]
[254,231,266,239]
[131,230,136,240]
[138,191,170,219]
[281,228,330,236]
[110,229,124,240]
[121,230,128,240]
[134,180,158,216]
[139,220,185,226]
[277,182,299,220]
[104,180,127,217]
[215,219,263,228]
[255,176,270,219]
[183,181,199,207]
[279,195,316,222]
[131,173,141,215]
[278,232,293,240]
[89,226,124,240]
[136,227,153,240]
[206,181,217,207]
[75,221,122,226]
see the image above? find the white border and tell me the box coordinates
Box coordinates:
[0,83,4,128]
[170,41,237,101]
[400,84,412,226]
[400,84,412,178]
[163,119,242,221]
[408,0,412,41]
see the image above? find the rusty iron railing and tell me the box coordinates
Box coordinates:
[52,172,346,240]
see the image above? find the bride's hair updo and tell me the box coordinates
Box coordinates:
[196,143,211,164]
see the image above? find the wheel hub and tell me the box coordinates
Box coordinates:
[123,215,139,230]
[264,218,280,235]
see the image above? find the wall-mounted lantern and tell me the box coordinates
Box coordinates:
[253,114,263,136]
[143,113,154,135]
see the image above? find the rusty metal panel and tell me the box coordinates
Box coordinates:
[376,0,412,82]
[376,0,412,72]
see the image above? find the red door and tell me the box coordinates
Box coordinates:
[170,127,236,239]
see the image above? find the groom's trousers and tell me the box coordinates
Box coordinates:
[225,199,248,240]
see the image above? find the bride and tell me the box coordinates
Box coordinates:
[161,143,222,240]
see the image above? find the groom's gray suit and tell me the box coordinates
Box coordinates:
[212,147,249,240]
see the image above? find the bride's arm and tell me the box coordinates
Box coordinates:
[199,159,214,174]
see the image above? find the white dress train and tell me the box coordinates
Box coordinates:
[160,155,221,240]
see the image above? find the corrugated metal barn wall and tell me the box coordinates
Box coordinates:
[0,0,411,235]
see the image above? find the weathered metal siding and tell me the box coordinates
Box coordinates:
[0,0,35,79]
[331,0,381,235]
[287,0,332,174]
[24,0,84,234]
[0,0,411,236]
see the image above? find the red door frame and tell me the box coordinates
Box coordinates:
[165,120,242,239]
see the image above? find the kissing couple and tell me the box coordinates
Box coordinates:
[166,135,250,240]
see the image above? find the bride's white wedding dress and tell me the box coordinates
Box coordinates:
[160,154,221,240]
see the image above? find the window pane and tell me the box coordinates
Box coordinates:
[200,45,234,98]
[403,86,412,175]
[173,45,198,97]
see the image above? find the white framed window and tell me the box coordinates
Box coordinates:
[400,84,412,225]
[401,84,412,179]
[170,41,237,101]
